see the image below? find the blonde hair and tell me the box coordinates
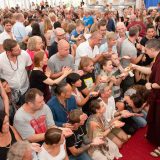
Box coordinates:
[27,36,42,51]
[44,18,53,33]
[79,56,93,70]
[106,32,117,41]
[90,23,98,33]
[48,12,57,21]
[67,23,76,34]
[7,141,31,160]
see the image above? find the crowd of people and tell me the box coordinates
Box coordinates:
[0,1,160,160]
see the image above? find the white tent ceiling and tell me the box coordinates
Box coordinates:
[0,0,83,9]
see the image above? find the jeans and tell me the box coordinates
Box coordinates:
[131,110,147,128]
[69,152,92,160]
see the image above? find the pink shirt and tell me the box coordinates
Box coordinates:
[26,49,48,70]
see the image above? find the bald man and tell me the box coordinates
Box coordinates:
[48,39,74,79]
[49,27,66,58]
[116,22,127,38]
[75,31,103,70]
[116,22,128,55]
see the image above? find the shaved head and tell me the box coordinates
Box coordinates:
[55,27,65,36]
[116,22,126,37]
[58,39,70,57]
[58,39,69,49]
[116,22,126,29]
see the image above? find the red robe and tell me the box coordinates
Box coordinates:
[147,53,160,146]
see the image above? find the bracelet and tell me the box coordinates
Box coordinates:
[89,93,93,98]
[109,125,114,130]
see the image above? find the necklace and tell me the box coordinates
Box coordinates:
[7,56,18,71]
[73,126,84,147]
[58,98,70,120]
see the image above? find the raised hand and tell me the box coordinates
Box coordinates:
[63,123,74,129]
[31,143,41,153]
[121,55,131,60]
[61,127,73,137]
[76,70,84,76]
[91,137,105,146]
[89,91,99,97]
[62,67,72,76]
[145,82,152,90]
[120,110,133,118]
[99,75,109,83]
[112,120,125,128]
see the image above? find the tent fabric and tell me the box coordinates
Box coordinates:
[144,0,159,8]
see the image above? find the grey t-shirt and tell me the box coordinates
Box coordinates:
[121,38,137,68]
[48,54,74,73]
[13,104,55,139]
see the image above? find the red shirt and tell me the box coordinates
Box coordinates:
[127,21,146,37]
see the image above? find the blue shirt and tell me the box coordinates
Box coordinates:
[83,16,94,27]
[69,29,83,44]
[47,95,78,127]
[13,22,27,42]
[99,42,117,54]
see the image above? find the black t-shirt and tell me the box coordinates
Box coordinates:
[140,37,148,46]
[49,41,58,58]
[29,70,51,101]
[139,37,153,66]
[66,125,86,156]
[78,72,95,92]
[0,128,16,160]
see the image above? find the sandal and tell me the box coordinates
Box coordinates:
[150,148,160,157]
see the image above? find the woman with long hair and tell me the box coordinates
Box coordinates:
[86,99,123,160]
[44,18,54,50]
[0,110,21,160]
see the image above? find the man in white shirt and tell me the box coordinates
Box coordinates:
[25,17,35,36]
[0,39,32,105]
[0,19,15,53]
[75,31,103,70]
[12,13,27,42]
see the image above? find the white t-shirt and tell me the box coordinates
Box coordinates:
[38,141,66,160]
[0,50,32,94]
[25,25,32,36]
[75,40,100,70]
[0,30,15,45]
[102,96,117,122]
